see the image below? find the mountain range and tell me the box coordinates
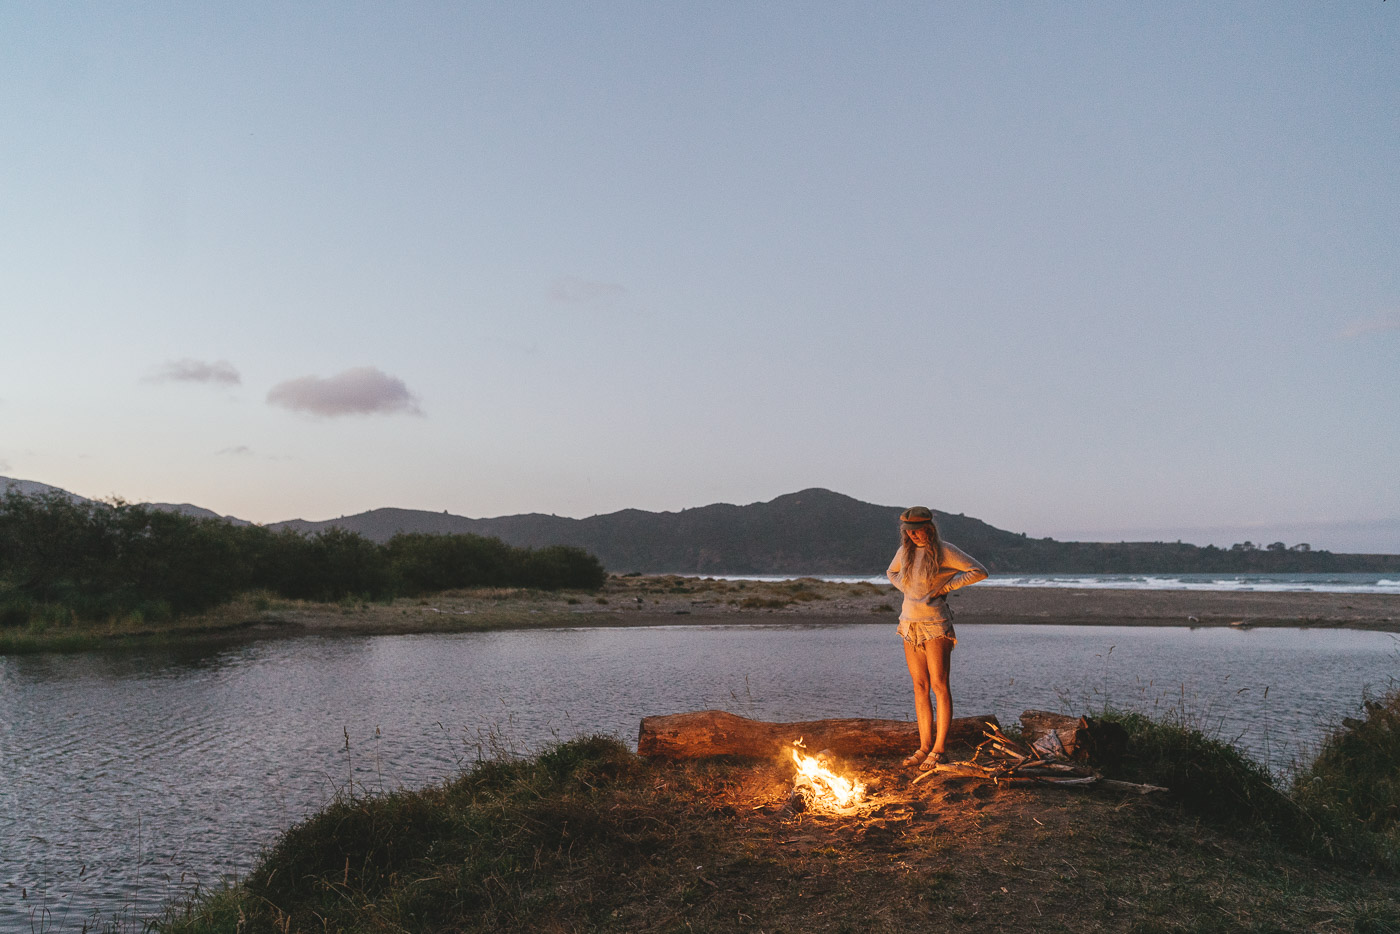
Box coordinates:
[4,477,1398,575]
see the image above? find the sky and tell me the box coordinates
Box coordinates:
[1,3,1397,552]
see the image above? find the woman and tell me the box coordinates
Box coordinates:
[886,506,987,770]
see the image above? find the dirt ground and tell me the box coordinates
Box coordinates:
[607,743,1400,933]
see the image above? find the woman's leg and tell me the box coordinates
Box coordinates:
[925,636,954,754]
[902,638,934,758]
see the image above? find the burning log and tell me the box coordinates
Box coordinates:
[637,710,1000,759]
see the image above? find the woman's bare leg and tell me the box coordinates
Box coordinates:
[903,638,934,757]
[925,637,953,754]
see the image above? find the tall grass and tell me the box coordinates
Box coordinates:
[1101,690,1400,871]
[1097,708,1296,828]
[155,736,715,934]
[1291,689,1400,871]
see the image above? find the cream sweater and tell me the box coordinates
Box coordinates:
[886,541,988,625]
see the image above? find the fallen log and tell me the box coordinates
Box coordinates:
[637,710,999,759]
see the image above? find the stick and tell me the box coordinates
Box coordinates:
[1099,779,1168,794]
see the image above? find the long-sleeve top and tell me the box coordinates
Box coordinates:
[886,541,988,627]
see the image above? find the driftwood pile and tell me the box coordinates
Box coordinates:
[919,712,1165,795]
[920,720,1099,787]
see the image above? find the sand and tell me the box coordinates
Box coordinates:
[258,575,1400,637]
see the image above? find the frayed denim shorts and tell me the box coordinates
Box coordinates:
[898,617,957,648]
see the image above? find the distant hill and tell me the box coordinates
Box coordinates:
[0,476,90,502]
[269,488,1400,576]
[7,477,1398,575]
[0,477,249,526]
[272,489,1014,574]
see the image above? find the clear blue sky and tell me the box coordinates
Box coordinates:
[2,3,1397,551]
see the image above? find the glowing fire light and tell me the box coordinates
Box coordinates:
[790,739,866,811]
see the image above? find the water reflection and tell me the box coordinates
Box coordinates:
[0,623,1396,932]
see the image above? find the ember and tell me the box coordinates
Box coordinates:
[789,738,866,813]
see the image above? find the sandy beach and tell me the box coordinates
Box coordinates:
[255,574,1400,638]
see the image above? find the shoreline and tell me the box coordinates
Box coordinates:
[4,577,1399,654]
[268,578,1400,635]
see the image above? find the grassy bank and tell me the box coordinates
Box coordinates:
[155,697,1400,934]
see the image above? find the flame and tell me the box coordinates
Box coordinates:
[790,739,866,811]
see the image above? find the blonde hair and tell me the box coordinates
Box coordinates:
[899,517,944,570]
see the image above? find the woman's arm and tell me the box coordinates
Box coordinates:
[886,553,905,592]
[934,542,988,595]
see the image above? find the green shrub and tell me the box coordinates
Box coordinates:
[1097,709,1295,830]
[0,491,610,631]
[1291,690,1400,871]
[183,736,644,934]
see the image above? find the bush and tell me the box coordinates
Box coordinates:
[0,491,609,628]
[1097,709,1295,830]
[203,736,645,934]
[1291,690,1400,870]
[516,544,607,591]
[1102,701,1400,872]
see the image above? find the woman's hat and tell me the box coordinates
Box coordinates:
[900,506,934,529]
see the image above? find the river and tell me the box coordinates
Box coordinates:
[1,622,1396,932]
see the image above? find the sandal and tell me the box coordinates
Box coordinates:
[918,751,946,772]
[901,748,931,768]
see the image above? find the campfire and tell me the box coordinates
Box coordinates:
[788,738,867,814]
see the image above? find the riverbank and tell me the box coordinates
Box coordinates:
[5,575,1400,654]
[156,700,1400,934]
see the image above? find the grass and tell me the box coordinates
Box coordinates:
[1096,692,1400,879]
[1291,689,1400,871]
[1095,707,1296,830]
[152,701,1400,934]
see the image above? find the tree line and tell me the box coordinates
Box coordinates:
[0,491,607,627]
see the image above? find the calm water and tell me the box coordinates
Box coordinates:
[2,622,1397,932]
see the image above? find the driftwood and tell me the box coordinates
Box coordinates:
[1100,779,1168,795]
[637,710,999,759]
[964,722,1101,787]
[1020,709,1128,764]
[1020,710,1088,757]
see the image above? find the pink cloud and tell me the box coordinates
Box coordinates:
[267,366,423,418]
